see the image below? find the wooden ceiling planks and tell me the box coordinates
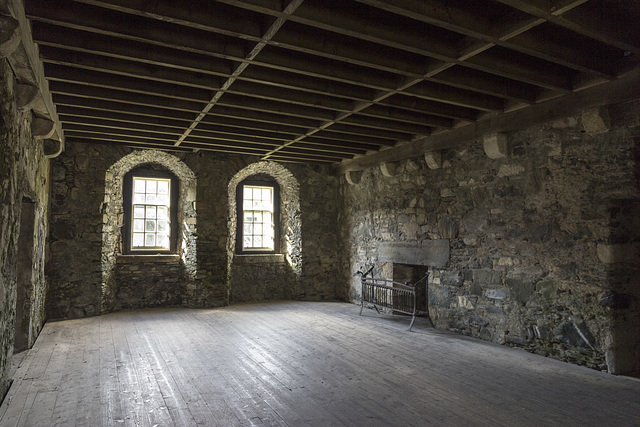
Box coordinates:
[18,0,640,166]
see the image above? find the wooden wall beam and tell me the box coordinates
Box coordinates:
[334,72,640,174]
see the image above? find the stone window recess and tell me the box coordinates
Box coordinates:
[236,180,280,254]
[227,161,301,272]
[102,150,196,314]
[122,166,179,254]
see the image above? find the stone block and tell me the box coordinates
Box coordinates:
[485,289,507,300]
[581,108,610,136]
[554,321,596,349]
[469,315,488,327]
[483,133,508,159]
[428,285,451,308]
[378,240,450,268]
[507,278,534,303]
[473,269,502,286]
[424,151,442,169]
[536,280,557,299]
[596,243,640,264]
[497,164,525,178]
[457,295,476,310]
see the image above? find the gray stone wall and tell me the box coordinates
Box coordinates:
[47,144,342,318]
[340,101,640,374]
[0,60,51,400]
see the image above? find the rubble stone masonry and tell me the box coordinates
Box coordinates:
[0,60,51,400]
[340,101,640,374]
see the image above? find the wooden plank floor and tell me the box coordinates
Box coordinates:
[1,301,640,426]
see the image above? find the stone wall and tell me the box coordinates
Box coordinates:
[0,60,51,400]
[340,101,640,374]
[47,143,341,319]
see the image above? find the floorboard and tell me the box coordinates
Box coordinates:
[1,301,640,426]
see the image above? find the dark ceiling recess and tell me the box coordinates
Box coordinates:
[23,0,640,165]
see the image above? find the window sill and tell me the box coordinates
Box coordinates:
[233,253,285,264]
[117,254,180,264]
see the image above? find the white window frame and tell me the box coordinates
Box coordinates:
[237,180,279,254]
[131,177,172,251]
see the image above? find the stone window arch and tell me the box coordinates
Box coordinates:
[101,150,196,313]
[227,162,302,293]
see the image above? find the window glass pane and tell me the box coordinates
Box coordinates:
[243,223,252,235]
[243,198,253,210]
[244,236,252,248]
[157,220,168,232]
[133,233,144,247]
[133,219,145,232]
[146,206,156,219]
[134,179,146,193]
[157,234,169,248]
[133,206,145,218]
[158,194,169,205]
[157,180,169,194]
[244,187,253,200]
[244,212,254,223]
[146,180,157,194]
[134,193,145,204]
[253,212,262,223]
[262,188,271,202]
[145,234,156,246]
[157,206,168,219]
[254,236,263,247]
[145,220,156,232]
[254,223,263,236]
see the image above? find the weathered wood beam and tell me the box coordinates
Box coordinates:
[494,0,640,55]
[358,104,453,129]
[325,124,413,142]
[379,94,482,121]
[32,23,383,103]
[45,63,357,120]
[357,0,613,77]
[65,131,275,154]
[238,0,575,91]
[303,134,392,149]
[402,81,505,112]
[430,67,541,104]
[30,20,524,113]
[334,72,640,174]
[340,114,433,135]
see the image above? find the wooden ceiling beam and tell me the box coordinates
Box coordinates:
[401,81,505,112]
[429,67,542,104]
[66,130,277,153]
[495,0,640,55]
[358,0,615,77]
[357,104,453,129]
[320,124,413,142]
[231,0,576,91]
[32,20,522,113]
[339,114,433,135]
[335,72,640,174]
[378,95,481,121]
[65,136,194,153]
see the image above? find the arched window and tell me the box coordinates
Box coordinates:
[123,165,178,254]
[236,178,280,254]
